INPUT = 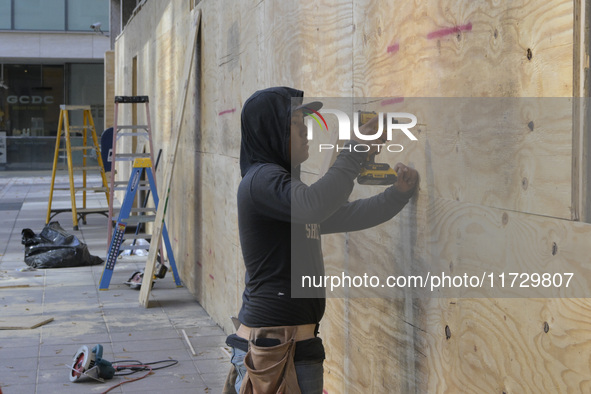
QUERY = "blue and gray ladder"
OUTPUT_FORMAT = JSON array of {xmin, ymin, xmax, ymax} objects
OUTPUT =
[
  {"xmin": 107, "ymin": 96, "xmax": 157, "ymax": 244},
  {"xmin": 99, "ymin": 157, "xmax": 181, "ymax": 290}
]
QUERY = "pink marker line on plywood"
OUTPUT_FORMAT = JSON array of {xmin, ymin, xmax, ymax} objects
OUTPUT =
[
  {"xmin": 387, "ymin": 43, "xmax": 399, "ymax": 54},
  {"xmin": 381, "ymin": 97, "xmax": 404, "ymax": 106},
  {"xmin": 219, "ymin": 108, "xmax": 236, "ymax": 116},
  {"xmin": 427, "ymin": 22, "xmax": 472, "ymax": 40}
]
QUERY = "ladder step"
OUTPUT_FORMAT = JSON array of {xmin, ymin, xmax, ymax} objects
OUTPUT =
[
  {"xmin": 130, "ymin": 207, "xmax": 156, "ymax": 213},
  {"xmin": 116, "ymin": 133, "xmax": 149, "ymax": 139},
  {"xmin": 73, "ymin": 187, "xmax": 108, "ymax": 192},
  {"xmin": 122, "ymin": 233, "xmax": 152, "ymax": 240},
  {"xmin": 50, "ymin": 207, "xmax": 108, "ymax": 214},
  {"xmin": 60, "ymin": 105, "xmax": 91, "ymax": 110},
  {"xmin": 114, "ymin": 180, "xmax": 150, "ymax": 185},
  {"xmin": 116, "ymin": 132, "xmax": 149, "ymax": 139},
  {"xmin": 116, "ymin": 125, "xmax": 149, "ymax": 130},
  {"xmin": 120, "ymin": 244, "xmax": 151, "ymax": 251},
  {"xmin": 114, "ymin": 153, "xmax": 150, "ymax": 160},
  {"xmin": 115, "ymin": 96, "xmax": 149, "ymax": 103},
  {"xmin": 122, "ymin": 215, "xmax": 156, "ymax": 224},
  {"xmin": 50, "ymin": 207, "xmax": 109, "ymax": 214},
  {"xmin": 114, "ymin": 186, "xmax": 151, "ymax": 191},
  {"xmin": 76, "ymin": 208, "xmax": 109, "ymax": 213},
  {"xmin": 113, "ymin": 180, "xmax": 149, "ymax": 187}
]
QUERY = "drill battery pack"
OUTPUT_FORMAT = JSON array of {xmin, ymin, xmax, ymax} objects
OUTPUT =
[{"xmin": 357, "ymin": 161, "xmax": 398, "ymax": 185}]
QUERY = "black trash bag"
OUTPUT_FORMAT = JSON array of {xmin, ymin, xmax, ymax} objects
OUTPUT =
[{"xmin": 21, "ymin": 221, "xmax": 103, "ymax": 269}]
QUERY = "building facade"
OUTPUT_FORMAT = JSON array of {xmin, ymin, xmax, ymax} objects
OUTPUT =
[{"xmin": 0, "ymin": 0, "xmax": 110, "ymax": 170}]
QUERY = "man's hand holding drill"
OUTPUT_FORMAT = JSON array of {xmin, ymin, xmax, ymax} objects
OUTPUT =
[{"xmin": 354, "ymin": 113, "xmax": 419, "ymax": 194}]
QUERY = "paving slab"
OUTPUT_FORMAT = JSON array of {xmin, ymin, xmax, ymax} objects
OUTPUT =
[{"xmin": 0, "ymin": 172, "xmax": 228, "ymax": 393}]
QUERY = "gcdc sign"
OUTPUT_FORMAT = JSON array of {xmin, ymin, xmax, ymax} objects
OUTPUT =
[{"xmin": 7, "ymin": 95, "xmax": 54, "ymax": 105}]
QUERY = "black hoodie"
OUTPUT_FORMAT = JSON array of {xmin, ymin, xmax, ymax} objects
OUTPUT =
[{"xmin": 237, "ymin": 86, "xmax": 413, "ymax": 328}]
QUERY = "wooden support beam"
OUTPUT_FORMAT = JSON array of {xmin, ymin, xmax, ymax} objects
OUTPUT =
[{"xmin": 573, "ymin": 0, "xmax": 591, "ymax": 221}]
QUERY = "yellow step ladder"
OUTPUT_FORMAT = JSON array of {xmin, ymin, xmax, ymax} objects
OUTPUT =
[{"xmin": 46, "ymin": 105, "xmax": 110, "ymax": 230}]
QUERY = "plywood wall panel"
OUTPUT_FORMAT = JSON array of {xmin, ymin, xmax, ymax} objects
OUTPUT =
[
  {"xmin": 113, "ymin": 0, "xmax": 591, "ymax": 392},
  {"xmin": 104, "ymin": 50, "xmax": 115, "ymax": 130},
  {"xmin": 352, "ymin": 0, "xmax": 573, "ymax": 97},
  {"xmin": 263, "ymin": 1, "xmax": 355, "ymax": 96},
  {"xmin": 197, "ymin": 153, "xmax": 242, "ymax": 332},
  {"xmin": 347, "ymin": 0, "xmax": 575, "ymax": 216},
  {"xmin": 113, "ymin": 0, "xmax": 204, "ymax": 299},
  {"xmin": 423, "ymin": 298, "xmax": 591, "ymax": 393},
  {"xmin": 342, "ymin": 298, "xmax": 426, "ymax": 392},
  {"xmin": 320, "ymin": 187, "xmax": 591, "ymax": 390}
]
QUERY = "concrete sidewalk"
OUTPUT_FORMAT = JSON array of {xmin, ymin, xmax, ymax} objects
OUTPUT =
[{"xmin": 0, "ymin": 172, "xmax": 228, "ymax": 394}]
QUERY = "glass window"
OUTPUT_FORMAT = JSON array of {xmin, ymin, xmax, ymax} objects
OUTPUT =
[
  {"xmin": 0, "ymin": 0, "xmax": 11, "ymax": 29},
  {"xmin": 0, "ymin": 64, "xmax": 64, "ymax": 137},
  {"xmin": 67, "ymin": 0, "xmax": 109, "ymax": 31},
  {"xmin": 14, "ymin": 0, "xmax": 65, "ymax": 31},
  {"xmin": 67, "ymin": 63, "xmax": 105, "ymax": 131}
]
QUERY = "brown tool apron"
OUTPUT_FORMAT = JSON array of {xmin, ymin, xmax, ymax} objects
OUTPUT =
[{"xmin": 239, "ymin": 326, "xmax": 301, "ymax": 394}]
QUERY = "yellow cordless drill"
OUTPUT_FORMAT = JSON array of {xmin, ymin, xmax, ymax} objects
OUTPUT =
[{"xmin": 357, "ymin": 111, "xmax": 398, "ymax": 185}]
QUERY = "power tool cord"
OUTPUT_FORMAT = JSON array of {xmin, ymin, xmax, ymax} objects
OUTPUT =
[
  {"xmin": 99, "ymin": 359, "xmax": 178, "ymax": 394},
  {"xmin": 113, "ymin": 359, "xmax": 179, "ymax": 376}
]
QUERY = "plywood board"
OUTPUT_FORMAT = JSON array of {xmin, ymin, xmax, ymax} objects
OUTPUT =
[
  {"xmin": 352, "ymin": 0, "xmax": 573, "ymax": 97},
  {"xmin": 321, "ymin": 193, "xmax": 591, "ymax": 389},
  {"xmin": 197, "ymin": 153, "xmax": 243, "ymax": 332},
  {"xmin": 350, "ymin": 0, "xmax": 574, "ymax": 218},
  {"xmin": 104, "ymin": 50, "xmax": 115, "ymax": 130},
  {"xmin": 0, "ymin": 316, "xmax": 54, "ymax": 330},
  {"xmin": 138, "ymin": 8, "xmax": 201, "ymax": 307},
  {"xmin": 113, "ymin": 0, "xmax": 591, "ymax": 392},
  {"xmin": 422, "ymin": 298, "xmax": 591, "ymax": 392}
]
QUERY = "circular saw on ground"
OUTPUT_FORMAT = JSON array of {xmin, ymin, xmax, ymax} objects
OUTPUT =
[{"xmin": 68, "ymin": 344, "xmax": 115, "ymax": 383}]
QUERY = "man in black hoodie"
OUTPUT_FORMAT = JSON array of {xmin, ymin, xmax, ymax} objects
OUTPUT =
[{"xmin": 225, "ymin": 87, "xmax": 418, "ymax": 393}]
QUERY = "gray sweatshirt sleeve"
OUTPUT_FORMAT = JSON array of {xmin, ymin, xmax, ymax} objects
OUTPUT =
[
  {"xmin": 249, "ymin": 141, "xmax": 413, "ymax": 229},
  {"xmin": 320, "ymin": 186, "xmax": 413, "ymax": 234},
  {"xmin": 249, "ymin": 143, "xmax": 367, "ymax": 223}
]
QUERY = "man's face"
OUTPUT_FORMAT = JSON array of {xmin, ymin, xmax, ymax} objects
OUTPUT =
[{"xmin": 289, "ymin": 111, "xmax": 309, "ymax": 167}]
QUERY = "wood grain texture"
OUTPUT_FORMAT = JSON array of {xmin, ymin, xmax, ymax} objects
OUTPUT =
[
  {"xmin": 573, "ymin": 0, "xmax": 591, "ymax": 222},
  {"xmin": 197, "ymin": 153, "xmax": 243, "ymax": 331},
  {"xmin": 322, "ymin": 194, "xmax": 591, "ymax": 391},
  {"xmin": 423, "ymin": 298, "xmax": 591, "ymax": 393},
  {"xmin": 421, "ymin": 197, "xmax": 591, "ymax": 298},
  {"xmin": 352, "ymin": 0, "xmax": 573, "ymax": 97},
  {"xmin": 307, "ymin": 97, "xmax": 574, "ymax": 219},
  {"xmin": 113, "ymin": 0, "xmax": 591, "ymax": 391},
  {"xmin": 104, "ymin": 50, "xmax": 115, "ymax": 130}
]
